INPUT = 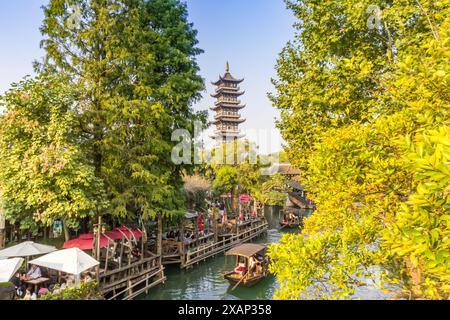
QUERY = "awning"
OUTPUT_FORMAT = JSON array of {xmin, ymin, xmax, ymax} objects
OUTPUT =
[
  {"xmin": 114, "ymin": 227, "xmax": 142, "ymax": 239},
  {"xmin": 104, "ymin": 230, "xmax": 123, "ymax": 240},
  {"xmin": 63, "ymin": 237, "xmax": 108, "ymax": 250},
  {"xmin": 29, "ymin": 248, "xmax": 99, "ymax": 275},
  {"xmin": 0, "ymin": 258, "xmax": 24, "ymax": 282},
  {"xmin": 225, "ymin": 243, "xmax": 267, "ymax": 258},
  {"xmin": 239, "ymin": 194, "xmax": 252, "ymax": 203},
  {"xmin": 0, "ymin": 241, "xmax": 57, "ymax": 258},
  {"xmin": 63, "ymin": 227, "xmax": 143, "ymax": 250}
]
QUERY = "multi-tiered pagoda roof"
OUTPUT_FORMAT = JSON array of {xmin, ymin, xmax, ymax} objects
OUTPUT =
[{"xmin": 210, "ymin": 63, "xmax": 246, "ymax": 141}]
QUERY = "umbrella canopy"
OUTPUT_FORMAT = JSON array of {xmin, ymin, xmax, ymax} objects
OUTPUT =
[
  {"xmin": 29, "ymin": 248, "xmax": 99, "ymax": 275},
  {"xmin": 0, "ymin": 241, "xmax": 57, "ymax": 258},
  {"xmin": 63, "ymin": 236, "xmax": 108, "ymax": 250},
  {"xmin": 114, "ymin": 227, "xmax": 142, "ymax": 239},
  {"xmin": 239, "ymin": 194, "xmax": 251, "ymax": 203},
  {"xmin": 225, "ymin": 244, "xmax": 267, "ymax": 258},
  {"xmin": 0, "ymin": 258, "xmax": 24, "ymax": 282},
  {"xmin": 104, "ymin": 231, "xmax": 123, "ymax": 241}
]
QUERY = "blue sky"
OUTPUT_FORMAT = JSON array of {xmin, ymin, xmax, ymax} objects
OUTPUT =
[{"xmin": 0, "ymin": 0, "xmax": 296, "ymax": 153}]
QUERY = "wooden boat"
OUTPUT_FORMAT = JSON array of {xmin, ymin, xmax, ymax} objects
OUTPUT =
[
  {"xmin": 279, "ymin": 219, "xmax": 301, "ymax": 228},
  {"xmin": 224, "ymin": 243, "xmax": 268, "ymax": 288},
  {"xmin": 279, "ymin": 210, "xmax": 302, "ymax": 228}
]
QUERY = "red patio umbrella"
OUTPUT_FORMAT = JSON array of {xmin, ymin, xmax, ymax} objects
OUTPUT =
[
  {"xmin": 239, "ymin": 194, "xmax": 251, "ymax": 203},
  {"xmin": 79, "ymin": 233, "xmax": 95, "ymax": 240},
  {"xmin": 63, "ymin": 236, "xmax": 108, "ymax": 250},
  {"xmin": 104, "ymin": 230, "xmax": 123, "ymax": 240},
  {"xmin": 114, "ymin": 227, "xmax": 142, "ymax": 239}
]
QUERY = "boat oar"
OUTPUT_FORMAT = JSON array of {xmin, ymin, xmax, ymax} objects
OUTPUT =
[{"xmin": 231, "ymin": 270, "xmax": 249, "ymax": 291}]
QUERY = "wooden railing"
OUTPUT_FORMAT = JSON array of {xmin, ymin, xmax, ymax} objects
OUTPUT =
[
  {"xmin": 99, "ymin": 253, "xmax": 165, "ymax": 300},
  {"xmin": 182, "ymin": 220, "xmax": 268, "ymax": 268}
]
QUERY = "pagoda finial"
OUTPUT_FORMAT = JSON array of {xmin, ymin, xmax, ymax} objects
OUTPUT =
[{"xmin": 226, "ymin": 61, "xmax": 229, "ymax": 73}]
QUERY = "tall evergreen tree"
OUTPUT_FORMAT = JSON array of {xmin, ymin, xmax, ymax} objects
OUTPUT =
[{"xmin": 38, "ymin": 0, "xmax": 205, "ymax": 221}]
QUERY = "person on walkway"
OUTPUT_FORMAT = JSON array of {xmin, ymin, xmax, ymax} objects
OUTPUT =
[{"xmin": 219, "ymin": 202, "xmax": 225, "ymax": 217}]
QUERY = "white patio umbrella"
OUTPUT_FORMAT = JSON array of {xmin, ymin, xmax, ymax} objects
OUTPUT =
[
  {"xmin": 0, "ymin": 257, "xmax": 24, "ymax": 282},
  {"xmin": 29, "ymin": 248, "xmax": 99, "ymax": 275},
  {"xmin": 0, "ymin": 241, "xmax": 57, "ymax": 258}
]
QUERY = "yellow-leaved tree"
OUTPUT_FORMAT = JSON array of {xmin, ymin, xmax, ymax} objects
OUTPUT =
[{"xmin": 269, "ymin": 0, "xmax": 449, "ymax": 299}]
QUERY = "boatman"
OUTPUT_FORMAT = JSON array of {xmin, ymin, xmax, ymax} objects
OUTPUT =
[{"xmin": 249, "ymin": 255, "xmax": 257, "ymax": 276}]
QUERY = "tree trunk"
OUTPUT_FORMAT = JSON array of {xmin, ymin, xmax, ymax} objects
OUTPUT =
[
  {"xmin": 0, "ymin": 210, "xmax": 5, "ymax": 249},
  {"xmin": 0, "ymin": 229, "xmax": 5, "ymax": 249},
  {"xmin": 62, "ymin": 220, "xmax": 70, "ymax": 242},
  {"xmin": 43, "ymin": 226, "xmax": 48, "ymax": 241}
]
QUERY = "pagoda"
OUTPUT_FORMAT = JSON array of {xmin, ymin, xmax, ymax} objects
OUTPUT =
[{"xmin": 210, "ymin": 62, "xmax": 246, "ymax": 142}]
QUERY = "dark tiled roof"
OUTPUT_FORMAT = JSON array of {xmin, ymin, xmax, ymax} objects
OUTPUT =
[
  {"xmin": 287, "ymin": 180, "xmax": 304, "ymax": 191},
  {"xmin": 212, "ymin": 73, "xmax": 244, "ymax": 85},
  {"xmin": 277, "ymin": 164, "xmax": 301, "ymax": 176}
]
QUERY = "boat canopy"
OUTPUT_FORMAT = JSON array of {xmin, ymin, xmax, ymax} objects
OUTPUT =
[{"xmin": 225, "ymin": 244, "xmax": 267, "ymax": 258}]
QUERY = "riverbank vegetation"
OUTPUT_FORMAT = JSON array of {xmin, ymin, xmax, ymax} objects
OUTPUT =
[
  {"xmin": 269, "ymin": 0, "xmax": 449, "ymax": 299},
  {"xmin": 202, "ymin": 140, "xmax": 288, "ymax": 208}
]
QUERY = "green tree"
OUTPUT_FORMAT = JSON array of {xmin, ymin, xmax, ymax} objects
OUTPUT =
[
  {"xmin": 208, "ymin": 140, "xmax": 263, "ymax": 197},
  {"xmin": 0, "ymin": 75, "xmax": 107, "ymax": 238},
  {"xmin": 37, "ymin": 0, "xmax": 205, "ymax": 221},
  {"xmin": 253, "ymin": 174, "xmax": 288, "ymax": 207},
  {"xmin": 211, "ymin": 166, "xmax": 238, "ymax": 197}
]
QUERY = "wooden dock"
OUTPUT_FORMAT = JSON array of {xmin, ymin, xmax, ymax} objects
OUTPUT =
[
  {"xmin": 182, "ymin": 219, "xmax": 268, "ymax": 268},
  {"xmin": 162, "ymin": 217, "xmax": 268, "ymax": 268}
]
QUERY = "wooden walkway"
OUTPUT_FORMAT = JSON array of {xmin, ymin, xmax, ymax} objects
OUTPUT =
[
  {"xmin": 99, "ymin": 254, "xmax": 166, "ymax": 300},
  {"xmin": 182, "ymin": 220, "xmax": 268, "ymax": 268}
]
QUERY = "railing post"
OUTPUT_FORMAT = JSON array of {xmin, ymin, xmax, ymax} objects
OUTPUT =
[{"xmin": 157, "ymin": 214, "xmax": 163, "ymax": 266}]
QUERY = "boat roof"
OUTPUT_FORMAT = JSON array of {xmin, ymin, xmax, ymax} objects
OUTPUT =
[{"xmin": 225, "ymin": 243, "xmax": 267, "ymax": 258}]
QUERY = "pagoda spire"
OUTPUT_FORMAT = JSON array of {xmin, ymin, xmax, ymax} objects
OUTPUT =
[{"xmin": 210, "ymin": 64, "xmax": 246, "ymax": 142}]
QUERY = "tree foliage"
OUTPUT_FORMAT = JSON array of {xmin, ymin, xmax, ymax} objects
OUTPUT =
[
  {"xmin": 0, "ymin": 0, "xmax": 205, "ymax": 232},
  {"xmin": 269, "ymin": 0, "xmax": 450, "ymax": 299},
  {"xmin": 0, "ymin": 75, "xmax": 107, "ymax": 232}
]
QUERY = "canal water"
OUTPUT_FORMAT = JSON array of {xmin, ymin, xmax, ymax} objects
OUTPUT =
[
  {"xmin": 140, "ymin": 207, "xmax": 390, "ymax": 300},
  {"xmin": 141, "ymin": 206, "xmax": 305, "ymax": 300}
]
